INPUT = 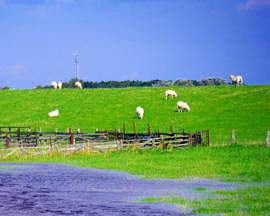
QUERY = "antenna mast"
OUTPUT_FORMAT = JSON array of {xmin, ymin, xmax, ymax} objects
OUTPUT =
[{"xmin": 73, "ymin": 53, "xmax": 79, "ymax": 80}]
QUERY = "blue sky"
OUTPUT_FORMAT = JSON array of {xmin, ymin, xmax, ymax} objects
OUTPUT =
[{"xmin": 0, "ymin": 0, "xmax": 269, "ymax": 88}]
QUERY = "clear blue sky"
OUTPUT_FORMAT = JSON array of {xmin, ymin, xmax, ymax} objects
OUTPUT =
[{"xmin": 0, "ymin": 0, "xmax": 269, "ymax": 88}]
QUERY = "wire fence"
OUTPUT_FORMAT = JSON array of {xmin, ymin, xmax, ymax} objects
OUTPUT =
[{"xmin": 210, "ymin": 128, "xmax": 269, "ymax": 146}]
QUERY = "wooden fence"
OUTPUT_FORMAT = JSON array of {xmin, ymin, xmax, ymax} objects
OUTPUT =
[{"xmin": 0, "ymin": 126, "xmax": 210, "ymax": 150}]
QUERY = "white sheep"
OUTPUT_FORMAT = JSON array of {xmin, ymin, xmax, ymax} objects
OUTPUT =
[
  {"xmin": 165, "ymin": 90, "xmax": 178, "ymax": 100},
  {"xmin": 136, "ymin": 106, "xmax": 144, "ymax": 119},
  {"xmin": 75, "ymin": 81, "xmax": 83, "ymax": 89},
  {"xmin": 51, "ymin": 81, "xmax": 58, "ymax": 89},
  {"xmin": 48, "ymin": 109, "xmax": 59, "ymax": 117},
  {"xmin": 230, "ymin": 75, "xmax": 243, "ymax": 86},
  {"xmin": 177, "ymin": 101, "xmax": 190, "ymax": 112},
  {"xmin": 57, "ymin": 82, "xmax": 63, "ymax": 89}
]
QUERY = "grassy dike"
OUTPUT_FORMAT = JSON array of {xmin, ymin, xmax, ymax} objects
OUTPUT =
[
  {"xmin": 0, "ymin": 85, "xmax": 269, "ymax": 144},
  {"xmin": 2, "ymin": 145, "xmax": 270, "ymax": 215}
]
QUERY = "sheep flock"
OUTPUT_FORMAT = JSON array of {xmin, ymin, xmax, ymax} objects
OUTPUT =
[
  {"xmin": 50, "ymin": 81, "xmax": 83, "ymax": 89},
  {"xmin": 135, "ymin": 89, "xmax": 191, "ymax": 120},
  {"xmin": 49, "ymin": 82, "xmax": 191, "ymax": 120},
  {"xmin": 50, "ymin": 75, "xmax": 244, "ymax": 119},
  {"xmin": 135, "ymin": 75, "xmax": 244, "ymax": 119}
]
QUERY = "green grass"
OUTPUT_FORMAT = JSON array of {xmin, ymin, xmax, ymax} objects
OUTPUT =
[
  {"xmin": 0, "ymin": 85, "xmax": 269, "ymax": 145},
  {"xmin": 1, "ymin": 85, "xmax": 270, "ymax": 215},
  {"xmin": 194, "ymin": 187, "xmax": 208, "ymax": 191},
  {"xmin": 1, "ymin": 145, "xmax": 270, "ymax": 215},
  {"xmin": 3, "ymin": 145, "xmax": 270, "ymax": 182},
  {"xmin": 143, "ymin": 186, "xmax": 270, "ymax": 216}
]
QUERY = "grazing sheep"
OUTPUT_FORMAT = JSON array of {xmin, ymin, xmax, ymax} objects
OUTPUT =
[
  {"xmin": 51, "ymin": 81, "xmax": 58, "ymax": 89},
  {"xmin": 57, "ymin": 82, "xmax": 63, "ymax": 89},
  {"xmin": 48, "ymin": 109, "xmax": 59, "ymax": 117},
  {"xmin": 230, "ymin": 75, "xmax": 243, "ymax": 86},
  {"xmin": 136, "ymin": 106, "xmax": 144, "ymax": 119},
  {"xmin": 165, "ymin": 90, "xmax": 178, "ymax": 100},
  {"xmin": 75, "ymin": 81, "xmax": 83, "ymax": 89},
  {"xmin": 177, "ymin": 101, "xmax": 190, "ymax": 112}
]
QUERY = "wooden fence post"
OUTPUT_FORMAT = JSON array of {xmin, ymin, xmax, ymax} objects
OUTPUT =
[
  {"xmin": 266, "ymin": 131, "xmax": 270, "ymax": 147},
  {"xmin": 26, "ymin": 128, "xmax": 31, "ymax": 146},
  {"xmin": 68, "ymin": 128, "xmax": 74, "ymax": 145},
  {"xmin": 188, "ymin": 132, "xmax": 192, "ymax": 145},
  {"xmin": 114, "ymin": 129, "xmax": 117, "ymax": 142},
  {"xmin": 194, "ymin": 130, "xmax": 198, "ymax": 146},
  {"xmin": 17, "ymin": 128, "xmax": 21, "ymax": 147},
  {"xmin": 147, "ymin": 123, "xmax": 151, "ymax": 135},
  {"xmin": 49, "ymin": 136, "xmax": 52, "ymax": 150},
  {"xmin": 132, "ymin": 122, "xmax": 136, "ymax": 134},
  {"xmin": 122, "ymin": 123, "xmax": 125, "ymax": 143},
  {"xmin": 232, "ymin": 128, "xmax": 236, "ymax": 145},
  {"xmin": 207, "ymin": 128, "xmax": 210, "ymax": 146},
  {"xmin": 5, "ymin": 134, "xmax": 11, "ymax": 148},
  {"xmin": 35, "ymin": 133, "xmax": 39, "ymax": 147}
]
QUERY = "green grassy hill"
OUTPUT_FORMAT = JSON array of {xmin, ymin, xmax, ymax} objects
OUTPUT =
[{"xmin": 0, "ymin": 85, "xmax": 269, "ymax": 144}]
